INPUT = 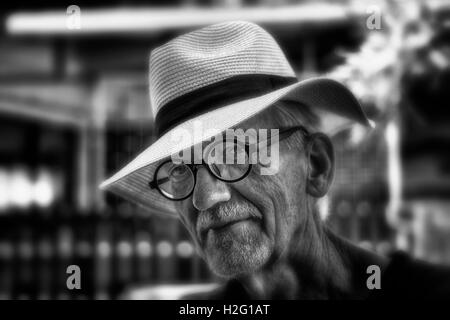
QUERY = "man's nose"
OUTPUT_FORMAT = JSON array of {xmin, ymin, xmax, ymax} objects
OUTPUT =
[{"xmin": 192, "ymin": 167, "xmax": 231, "ymax": 211}]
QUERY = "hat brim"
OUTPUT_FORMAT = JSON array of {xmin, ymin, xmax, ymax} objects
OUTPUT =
[{"xmin": 99, "ymin": 77, "xmax": 373, "ymax": 217}]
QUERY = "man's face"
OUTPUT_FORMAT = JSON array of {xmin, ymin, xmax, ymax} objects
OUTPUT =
[{"xmin": 173, "ymin": 113, "xmax": 310, "ymax": 278}]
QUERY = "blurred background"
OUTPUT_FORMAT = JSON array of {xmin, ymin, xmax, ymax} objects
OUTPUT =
[{"xmin": 0, "ymin": 0, "xmax": 449, "ymax": 299}]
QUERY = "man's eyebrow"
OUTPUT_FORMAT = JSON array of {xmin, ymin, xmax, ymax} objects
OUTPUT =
[{"xmin": 248, "ymin": 128, "xmax": 282, "ymax": 145}]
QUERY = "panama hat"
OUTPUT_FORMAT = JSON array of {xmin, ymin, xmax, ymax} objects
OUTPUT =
[{"xmin": 100, "ymin": 21, "xmax": 373, "ymax": 217}]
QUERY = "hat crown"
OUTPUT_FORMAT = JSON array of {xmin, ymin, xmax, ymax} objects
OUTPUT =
[{"xmin": 149, "ymin": 21, "xmax": 296, "ymax": 117}]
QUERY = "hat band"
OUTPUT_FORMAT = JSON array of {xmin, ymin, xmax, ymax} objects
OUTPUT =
[{"xmin": 155, "ymin": 74, "xmax": 297, "ymax": 136}]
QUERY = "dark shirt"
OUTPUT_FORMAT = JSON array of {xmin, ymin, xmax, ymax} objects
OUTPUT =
[
  {"xmin": 368, "ymin": 251, "xmax": 450, "ymax": 299},
  {"xmin": 184, "ymin": 252, "xmax": 450, "ymax": 299}
]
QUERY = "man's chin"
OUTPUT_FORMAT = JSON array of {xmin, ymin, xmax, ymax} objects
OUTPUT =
[{"xmin": 202, "ymin": 220, "xmax": 271, "ymax": 278}]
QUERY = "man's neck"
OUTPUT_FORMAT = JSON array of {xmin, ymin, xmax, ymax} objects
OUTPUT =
[{"xmin": 238, "ymin": 225, "xmax": 387, "ymax": 299}]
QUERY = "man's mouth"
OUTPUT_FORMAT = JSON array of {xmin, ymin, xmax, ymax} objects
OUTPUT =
[
  {"xmin": 200, "ymin": 216, "xmax": 260, "ymax": 242},
  {"xmin": 196, "ymin": 199, "xmax": 263, "ymax": 243},
  {"xmin": 208, "ymin": 217, "xmax": 250, "ymax": 231}
]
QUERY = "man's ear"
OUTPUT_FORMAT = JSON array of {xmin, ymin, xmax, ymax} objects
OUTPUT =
[{"xmin": 305, "ymin": 133, "xmax": 335, "ymax": 198}]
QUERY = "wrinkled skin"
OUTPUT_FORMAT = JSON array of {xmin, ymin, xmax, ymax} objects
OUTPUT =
[{"xmin": 172, "ymin": 110, "xmax": 387, "ymax": 299}]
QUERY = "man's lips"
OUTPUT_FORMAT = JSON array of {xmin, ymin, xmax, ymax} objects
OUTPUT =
[
  {"xmin": 208, "ymin": 217, "xmax": 250, "ymax": 231},
  {"xmin": 196, "ymin": 200, "xmax": 263, "ymax": 242},
  {"xmin": 199, "ymin": 216, "xmax": 259, "ymax": 240}
]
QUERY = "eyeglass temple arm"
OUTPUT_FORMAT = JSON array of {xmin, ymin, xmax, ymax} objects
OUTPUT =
[
  {"xmin": 149, "ymin": 176, "xmax": 170, "ymax": 189},
  {"xmin": 278, "ymin": 126, "xmax": 309, "ymax": 139},
  {"xmin": 255, "ymin": 126, "xmax": 309, "ymax": 148}
]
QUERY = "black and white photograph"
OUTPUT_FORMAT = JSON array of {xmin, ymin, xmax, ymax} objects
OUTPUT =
[{"xmin": 0, "ymin": 0, "xmax": 449, "ymax": 310}]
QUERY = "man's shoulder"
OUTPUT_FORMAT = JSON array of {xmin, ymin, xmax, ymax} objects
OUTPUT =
[{"xmin": 370, "ymin": 251, "xmax": 450, "ymax": 299}]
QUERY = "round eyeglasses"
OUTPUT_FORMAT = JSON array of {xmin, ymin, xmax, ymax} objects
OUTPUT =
[
  {"xmin": 149, "ymin": 139, "xmax": 251, "ymax": 200},
  {"xmin": 148, "ymin": 126, "xmax": 310, "ymax": 201}
]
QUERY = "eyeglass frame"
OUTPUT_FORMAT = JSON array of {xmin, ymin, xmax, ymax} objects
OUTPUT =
[{"xmin": 148, "ymin": 125, "xmax": 310, "ymax": 201}]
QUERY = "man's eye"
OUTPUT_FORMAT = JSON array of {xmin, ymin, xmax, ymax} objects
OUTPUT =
[
  {"xmin": 169, "ymin": 165, "xmax": 189, "ymax": 179},
  {"xmin": 223, "ymin": 145, "xmax": 238, "ymax": 162}
]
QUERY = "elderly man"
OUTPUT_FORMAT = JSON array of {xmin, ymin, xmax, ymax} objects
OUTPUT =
[{"xmin": 101, "ymin": 21, "xmax": 450, "ymax": 299}]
